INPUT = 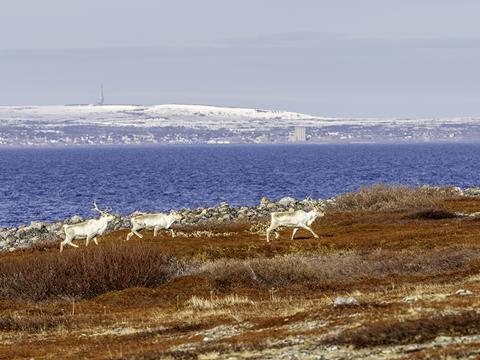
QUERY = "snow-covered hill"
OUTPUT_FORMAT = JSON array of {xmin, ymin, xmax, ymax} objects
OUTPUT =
[
  {"xmin": 1, "ymin": 104, "xmax": 480, "ymax": 145},
  {"xmin": 0, "ymin": 104, "xmax": 318, "ymax": 129}
]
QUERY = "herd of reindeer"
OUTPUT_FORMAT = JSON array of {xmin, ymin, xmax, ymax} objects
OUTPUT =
[{"xmin": 59, "ymin": 200, "xmax": 326, "ymax": 252}]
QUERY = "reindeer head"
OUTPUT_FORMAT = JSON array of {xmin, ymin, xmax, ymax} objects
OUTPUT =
[
  {"xmin": 306, "ymin": 197, "xmax": 326, "ymax": 218},
  {"xmin": 92, "ymin": 200, "xmax": 116, "ymax": 221},
  {"xmin": 170, "ymin": 210, "xmax": 183, "ymax": 221}
]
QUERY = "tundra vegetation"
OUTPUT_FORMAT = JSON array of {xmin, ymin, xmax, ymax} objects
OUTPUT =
[{"xmin": 2, "ymin": 184, "xmax": 480, "ymax": 359}]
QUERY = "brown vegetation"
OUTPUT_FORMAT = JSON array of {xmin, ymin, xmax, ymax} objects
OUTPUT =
[
  {"xmin": 2, "ymin": 188, "xmax": 480, "ymax": 358},
  {"xmin": 0, "ymin": 314, "xmax": 73, "ymax": 332},
  {"xmin": 330, "ymin": 311, "xmax": 480, "ymax": 347},
  {"xmin": 0, "ymin": 242, "xmax": 190, "ymax": 301},
  {"xmin": 404, "ymin": 208, "xmax": 458, "ymax": 220},
  {"xmin": 194, "ymin": 248, "xmax": 480, "ymax": 291},
  {"xmin": 332, "ymin": 183, "xmax": 450, "ymax": 211}
]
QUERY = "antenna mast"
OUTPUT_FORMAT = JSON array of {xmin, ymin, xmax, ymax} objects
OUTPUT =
[{"xmin": 97, "ymin": 83, "xmax": 104, "ymax": 105}]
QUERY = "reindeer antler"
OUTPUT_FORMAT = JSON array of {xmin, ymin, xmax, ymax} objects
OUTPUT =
[
  {"xmin": 92, "ymin": 199, "xmax": 101, "ymax": 213},
  {"xmin": 305, "ymin": 196, "xmax": 323, "ymax": 211},
  {"xmin": 92, "ymin": 199, "xmax": 110, "ymax": 215},
  {"xmin": 305, "ymin": 196, "xmax": 315, "ymax": 206}
]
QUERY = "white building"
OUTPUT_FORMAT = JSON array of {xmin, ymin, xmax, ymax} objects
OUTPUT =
[{"xmin": 291, "ymin": 126, "xmax": 306, "ymax": 142}]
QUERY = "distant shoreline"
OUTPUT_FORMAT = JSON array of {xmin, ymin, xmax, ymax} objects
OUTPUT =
[{"xmin": 1, "ymin": 141, "xmax": 480, "ymax": 149}]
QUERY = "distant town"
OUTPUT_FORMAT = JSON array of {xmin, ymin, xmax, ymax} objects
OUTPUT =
[{"xmin": 1, "ymin": 103, "xmax": 480, "ymax": 146}]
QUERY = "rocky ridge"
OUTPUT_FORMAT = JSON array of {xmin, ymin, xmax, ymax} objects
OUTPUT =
[
  {"xmin": 2, "ymin": 185, "xmax": 480, "ymax": 252},
  {"xmin": 0, "ymin": 196, "xmax": 328, "ymax": 252}
]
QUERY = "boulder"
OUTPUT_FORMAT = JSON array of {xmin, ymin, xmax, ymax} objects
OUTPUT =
[
  {"xmin": 29, "ymin": 221, "xmax": 46, "ymax": 231},
  {"xmin": 278, "ymin": 196, "xmax": 296, "ymax": 206},
  {"xmin": 333, "ymin": 297, "xmax": 360, "ymax": 307},
  {"xmin": 70, "ymin": 215, "xmax": 83, "ymax": 224},
  {"xmin": 464, "ymin": 187, "xmax": 480, "ymax": 197},
  {"xmin": 455, "ymin": 289, "xmax": 473, "ymax": 296},
  {"xmin": 259, "ymin": 197, "xmax": 272, "ymax": 207}
]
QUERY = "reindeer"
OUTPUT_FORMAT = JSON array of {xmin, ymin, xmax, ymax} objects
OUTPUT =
[
  {"xmin": 266, "ymin": 199, "xmax": 325, "ymax": 242},
  {"xmin": 126, "ymin": 211, "xmax": 182, "ymax": 241},
  {"xmin": 59, "ymin": 201, "xmax": 116, "ymax": 252}
]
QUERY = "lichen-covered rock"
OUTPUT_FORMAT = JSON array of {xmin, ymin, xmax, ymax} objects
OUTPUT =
[
  {"xmin": 334, "ymin": 297, "xmax": 360, "ymax": 307},
  {"xmin": 259, "ymin": 197, "xmax": 272, "ymax": 207},
  {"xmin": 278, "ymin": 196, "xmax": 296, "ymax": 206},
  {"xmin": 455, "ymin": 289, "xmax": 474, "ymax": 296},
  {"xmin": 29, "ymin": 221, "xmax": 46, "ymax": 231},
  {"xmin": 69, "ymin": 215, "xmax": 84, "ymax": 224},
  {"xmin": 464, "ymin": 187, "xmax": 480, "ymax": 197}
]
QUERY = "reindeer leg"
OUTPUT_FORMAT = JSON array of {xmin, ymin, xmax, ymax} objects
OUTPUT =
[
  {"xmin": 266, "ymin": 226, "xmax": 274, "ymax": 242},
  {"xmin": 154, "ymin": 226, "xmax": 159, "ymax": 237},
  {"xmin": 302, "ymin": 225, "xmax": 319, "ymax": 239},
  {"xmin": 85, "ymin": 236, "xmax": 91, "ymax": 246},
  {"xmin": 132, "ymin": 228, "xmax": 143, "ymax": 239},
  {"xmin": 60, "ymin": 234, "xmax": 71, "ymax": 252},
  {"xmin": 61, "ymin": 235, "xmax": 78, "ymax": 251},
  {"xmin": 170, "ymin": 228, "xmax": 175, "ymax": 238},
  {"xmin": 274, "ymin": 229, "xmax": 280, "ymax": 239},
  {"xmin": 291, "ymin": 228, "xmax": 299, "ymax": 240},
  {"xmin": 93, "ymin": 237, "xmax": 99, "ymax": 245}
]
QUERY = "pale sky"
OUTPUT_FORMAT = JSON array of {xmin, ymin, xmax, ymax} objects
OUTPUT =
[{"xmin": 1, "ymin": 0, "xmax": 480, "ymax": 117}]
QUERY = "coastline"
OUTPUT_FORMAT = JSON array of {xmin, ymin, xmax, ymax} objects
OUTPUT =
[{"xmin": 2, "ymin": 184, "xmax": 479, "ymax": 252}]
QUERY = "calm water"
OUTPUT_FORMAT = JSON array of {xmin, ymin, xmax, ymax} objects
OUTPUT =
[{"xmin": 1, "ymin": 144, "xmax": 479, "ymax": 227}]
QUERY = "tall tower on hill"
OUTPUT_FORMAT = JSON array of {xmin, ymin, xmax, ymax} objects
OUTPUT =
[{"xmin": 96, "ymin": 84, "xmax": 104, "ymax": 105}]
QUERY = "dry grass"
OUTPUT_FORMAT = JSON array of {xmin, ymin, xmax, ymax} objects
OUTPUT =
[
  {"xmin": 329, "ymin": 311, "xmax": 480, "ymax": 347},
  {"xmin": 194, "ymin": 249, "xmax": 480, "ymax": 290},
  {"xmin": 2, "ymin": 194, "xmax": 480, "ymax": 358},
  {"xmin": 3, "ymin": 205, "xmax": 480, "ymax": 301},
  {"xmin": 333, "ymin": 184, "xmax": 449, "ymax": 212},
  {"xmin": 0, "ymin": 314, "xmax": 73, "ymax": 332},
  {"xmin": 185, "ymin": 294, "xmax": 255, "ymax": 310}
]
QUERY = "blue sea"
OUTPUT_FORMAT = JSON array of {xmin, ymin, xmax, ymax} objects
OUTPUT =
[{"xmin": 1, "ymin": 144, "xmax": 479, "ymax": 227}]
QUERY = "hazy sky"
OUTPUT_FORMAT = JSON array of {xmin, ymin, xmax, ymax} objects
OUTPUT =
[{"xmin": 1, "ymin": 0, "xmax": 480, "ymax": 117}]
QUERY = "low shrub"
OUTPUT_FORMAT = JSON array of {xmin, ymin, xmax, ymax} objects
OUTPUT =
[
  {"xmin": 404, "ymin": 208, "xmax": 457, "ymax": 220},
  {"xmin": 0, "ymin": 242, "xmax": 191, "ymax": 301},
  {"xmin": 2, "ymin": 240, "xmax": 478, "ymax": 301},
  {"xmin": 194, "ymin": 248, "xmax": 480, "ymax": 290},
  {"xmin": 333, "ymin": 184, "xmax": 447, "ymax": 212},
  {"xmin": 329, "ymin": 311, "xmax": 480, "ymax": 347}
]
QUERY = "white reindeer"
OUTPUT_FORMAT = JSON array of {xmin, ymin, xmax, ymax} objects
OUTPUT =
[
  {"xmin": 266, "ymin": 200, "xmax": 325, "ymax": 242},
  {"xmin": 59, "ymin": 201, "xmax": 116, "ymax": 252},
  {"xmin": 126, "ymin": 211, "xmax": 182, "ymax": 241}
]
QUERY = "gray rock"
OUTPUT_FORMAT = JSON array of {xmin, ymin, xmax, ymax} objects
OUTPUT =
[
  {"xmin": 259, "ymin": 197, "xmax": 272, "ymax": 207},
  {"xmin": 456, "ymin": 289, "xmax": 474, "ymax": 296},
  {"xmin": 464, "ymin": 186, "xmax": 480, "ymax": 197},
  {"xmin": 29, "ymin": 221, "xmax": 46, "ymax": 231},
  {"xmin": 334, "ymin": 297, "xmax": 360, "ymax": 307},
  {"xmin": 70, "ymin": 215, "xmax": 83, "ymax": 224},
  {"xmin": 278, "ymin": 196, "xmax": 296, "ymax": 206},
  {"xmin": 402, "ymin": 295, "xmax": 421, "ymax": 303}
]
